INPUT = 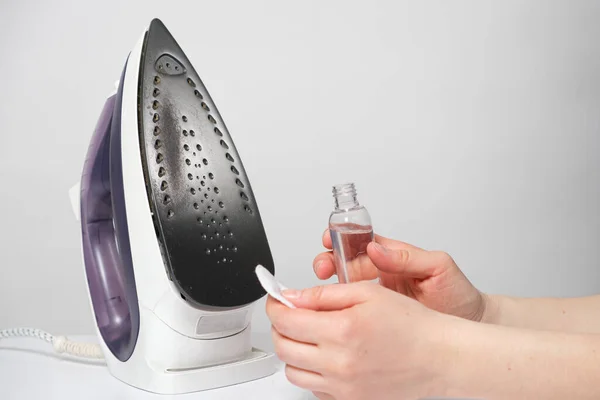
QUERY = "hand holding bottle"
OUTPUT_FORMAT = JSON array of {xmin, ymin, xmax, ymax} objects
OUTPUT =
[{"xmin": 314, "ymin": 230, "xmax": 488, "ymax": 322}]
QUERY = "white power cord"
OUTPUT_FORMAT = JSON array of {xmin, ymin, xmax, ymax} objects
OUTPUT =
[{"xmin": 0, "ymin": 328, "xmax": 104, "ymax": 359}]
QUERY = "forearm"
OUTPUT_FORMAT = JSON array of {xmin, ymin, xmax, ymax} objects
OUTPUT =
[
  {"xmin": 481, "ymin": 293, "xmax": 600, "ymax": 333},
  {"xmin": 441, "ymin": 318, "xmax": 600, "ymax": 399}
]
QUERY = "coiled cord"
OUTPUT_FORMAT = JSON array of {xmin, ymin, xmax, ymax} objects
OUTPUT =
[{"xmin": 0, "ymin": 328, "xmax": 104, "ymax": 359}]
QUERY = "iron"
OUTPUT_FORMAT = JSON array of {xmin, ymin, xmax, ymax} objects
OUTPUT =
[{"xmin": 69, "ymin": 18, "xmax": 277, "ymax": 394}]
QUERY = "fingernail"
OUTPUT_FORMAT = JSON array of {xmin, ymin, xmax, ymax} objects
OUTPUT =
[
  {"xmin": 314, "ymin": 260, "xmax": 323, "ymax": 272},
  {"xmin": 282, "ymin": 289, "xmax": 300, "ymax": 299},
  {"xmin": 372, "ymin": 242, "xmax": 388, "ymax": 254}
]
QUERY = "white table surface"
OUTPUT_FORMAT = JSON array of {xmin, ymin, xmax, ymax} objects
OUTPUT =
[{"xmin": 0, "ymin": 333, "xmax": 317, "ymax": 400}]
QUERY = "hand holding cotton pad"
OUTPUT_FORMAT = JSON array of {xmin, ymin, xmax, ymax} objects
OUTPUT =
[{"xmin": 255, "ymin": 265, "xmax": 296, "ymax": 308}]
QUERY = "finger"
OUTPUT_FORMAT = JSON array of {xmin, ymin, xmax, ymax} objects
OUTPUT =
[
  {"xmin": 313, "ymin": 252, "xmax": 336, "ymax": 280},
  {"xmin": 282, "ymin": 281, "xmax": 377, "ymax": 311},
  {"xmin": 313, "ymin": 391, "xmax": 335, "ymax": 400},
  {"xmin": 267, "ymin": 296, "xmax": 338, "ymax": 344},
  {"xmin": 374, "ymin": 233, "xmax": 422, "ymax": 251},
  {"xmin": 322, "ymin": 228, "xmax": 332, "ymax": 249},
  {"xmin": 314, "ymin": 251, "xmax": 378, "ymax": 282},
  {"xmin": 271, "ymin": 327, "xmax": 324, "ymax": 372},
  {"xmin": 367, "ymin": 242, "xmax": 444, "ymax": 278},
  {"xmin": 285, "ymin": 364, "xmax": 327, "ymax": 392}
]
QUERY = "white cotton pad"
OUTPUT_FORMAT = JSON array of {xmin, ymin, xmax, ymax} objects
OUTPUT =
[{"xmin": 255, "ymin": 265, "xmax": 296, "ymax": 308}]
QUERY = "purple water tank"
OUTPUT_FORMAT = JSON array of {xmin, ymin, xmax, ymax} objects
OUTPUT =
[{"xmin": 80, "ymin": 60, "xmax": 139, "ymax": 361}]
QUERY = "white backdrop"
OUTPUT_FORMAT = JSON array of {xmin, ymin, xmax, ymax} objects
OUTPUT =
[{"xmin": 1, "ymin": 0, "xmax": 600, "ymax": 335}]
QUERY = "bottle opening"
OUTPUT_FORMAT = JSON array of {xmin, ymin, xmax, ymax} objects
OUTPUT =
[
  {"xmin": 332, "ymin": 182, "xmax": 359, "ymax": 210},
  {"xmin": 332, "ymin": 182, "xmax": 357, "ymax": 198}
]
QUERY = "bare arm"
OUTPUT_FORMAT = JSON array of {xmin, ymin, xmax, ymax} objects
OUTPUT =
[
  {"xmin": 443, "ymin": 317, "xmax": 600, "ymax": 399},
  {"xmin": 481, "ymin": 294, "xmax": 600, "ymax": 333}
]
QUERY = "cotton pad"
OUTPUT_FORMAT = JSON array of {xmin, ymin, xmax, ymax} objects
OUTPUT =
[{"xmin": 255, "ymin": 265, "xmax": 296, "ymax": 308}]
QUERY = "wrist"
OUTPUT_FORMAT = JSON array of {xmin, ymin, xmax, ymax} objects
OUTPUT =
[
  {"xmin": 423, "ymin": 313, "xmax": 478, "ymax": 396},
  {"xmin": 434, "ymin": 317, "xmax": 519, "ymax": 397},
  {"xmin": 479, "ymin": 292, "xmax": 502, "ymax": 324}
]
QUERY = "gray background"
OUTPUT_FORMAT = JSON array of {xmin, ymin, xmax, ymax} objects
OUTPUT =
[{"xmin": 1, "ymin": 0, "xmax": 599, "ymax": 336}]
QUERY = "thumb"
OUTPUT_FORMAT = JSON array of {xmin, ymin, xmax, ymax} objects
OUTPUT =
[
  {"xmin": 281, "ymin": 281, "xmax": 376, "ymax": 311},
  {"xmin": 367, "ymin": 241, "xmax": 445, "ymax": 279}
]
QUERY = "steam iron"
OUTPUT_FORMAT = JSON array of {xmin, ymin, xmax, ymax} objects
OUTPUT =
[{"xmin": 71, "ymin": 18, "xmax": 277, "ymax": 394}]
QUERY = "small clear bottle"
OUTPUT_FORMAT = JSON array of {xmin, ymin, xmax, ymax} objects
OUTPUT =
[{"xmin": 329, "ymin": 183, "xmax": 374, "ymax": 283}]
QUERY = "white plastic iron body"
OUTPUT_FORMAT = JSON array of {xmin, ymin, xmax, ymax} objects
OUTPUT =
[{"xmin": 75, "ymin": 18, "xmax": 278, "ymax": 394}]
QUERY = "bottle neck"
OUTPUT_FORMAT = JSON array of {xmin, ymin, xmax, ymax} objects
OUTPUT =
[{"xmin": 333, "ymin": 183, "xmax": 360, "ymax": 210}]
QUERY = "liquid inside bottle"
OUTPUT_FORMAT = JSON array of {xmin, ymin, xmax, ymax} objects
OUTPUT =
[{"xmin": 329, "ymin": 183, "xmax": 374, "ymax": 283}]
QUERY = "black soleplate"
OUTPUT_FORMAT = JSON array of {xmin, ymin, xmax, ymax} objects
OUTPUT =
[{"xmin": 137, "ymin": 19, "xmax": 274, "ymax": 308}]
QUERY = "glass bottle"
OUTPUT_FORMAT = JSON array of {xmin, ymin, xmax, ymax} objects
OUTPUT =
[{"xmin": 329, "ymin": 183, "xmax": 374, "ymax": 283}]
